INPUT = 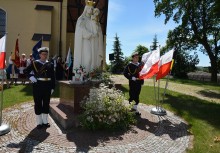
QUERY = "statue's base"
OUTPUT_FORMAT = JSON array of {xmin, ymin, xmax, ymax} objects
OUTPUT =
[
  {"xmin": 49, "ymin": 81, "xmax": 123, "ymax": 130},
  {"xmin": 50, "ymin": 100, "xmax": 80, "ymax": 129},
  {"xmin": 49, "ymin": 81, "xmax": 100, "ymax": 130},
  {"xmin": 69, "ymin": 80, "xmax": 84, "ymax": 84}
]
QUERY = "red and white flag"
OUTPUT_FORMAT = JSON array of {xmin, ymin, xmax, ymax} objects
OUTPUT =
[
  {"xmin": 139, "ymin": 49, "xmax": 160, "ymax": 79},
  {"xmin": 156, "ymin": 49, "xmax": 175, "ymax": 81},
  {"xmin": 0, "ymin": 35, "xmax": 6, "ymax": 69}
]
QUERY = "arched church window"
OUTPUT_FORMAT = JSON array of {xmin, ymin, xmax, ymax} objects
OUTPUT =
[{"xmin": 0, "ymin": 9, "xmax": 6, "ymax": 38}]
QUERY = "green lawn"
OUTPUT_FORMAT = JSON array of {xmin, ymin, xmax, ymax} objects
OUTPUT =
[
  {"xmin": 1, "ymin": 81, "xmax": 220, "ymax": 153},
  {"xmin": 2, "ymin": 83, "xmax": 59, "ymax": 108},
  {"xmin": 168, "ymin": 78, "xmax": 220, "ymax": 91}
]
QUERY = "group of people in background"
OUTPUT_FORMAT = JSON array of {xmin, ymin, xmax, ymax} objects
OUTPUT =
[
  {"xmin": 3, "ymin": 53, "xmax": 34, "ymax": 87},
  {"xmin": 0, "ymin": 52, "xmax": 73, "ymax": 89},
  {"xmin": 53, "ymin": 56, "xmax": 73, "ymax": 81}
]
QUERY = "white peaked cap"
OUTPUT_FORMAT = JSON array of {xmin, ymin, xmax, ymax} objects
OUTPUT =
[{"xmin": 38, "ymin": 47, "xmax": 49, "ymax": 53}]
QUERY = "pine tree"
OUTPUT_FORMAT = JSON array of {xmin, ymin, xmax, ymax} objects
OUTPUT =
[
  {"xmin": 150, "ymin": 34, "xmax": 159, "ymax": 51},
  {"xmin": 111, "ymin": 34, "xmax": 124, "ymax": 74}
]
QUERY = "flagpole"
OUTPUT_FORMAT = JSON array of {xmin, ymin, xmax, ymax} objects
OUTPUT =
[
  {"xmin": 153, "ymin": 76, "xmax": 157, "ymax": 103},
  {"xmin": 162, "ymin": 72, "xmax": 170, "ymax": 104},
  {"xmin": 67, "ymin": 68, "xmax": 69, "ymax": 80},
  {"xmin": 157, "ymin": 79, "xmax": 160, "ymax": 108},
  {"xmin": 0, "ymin": 34, "xmax": 10, "ymax": 135},
  {"xmin": 68, "ymin": 39, "xmax": 71, "ymax": 80},
  {"xmin": 150, "ymin": 78, "xmax": 167, "ymax": 116},
  {"xmin": 150, "ymin": 46, "xmax": 167, "ymax": 116}
]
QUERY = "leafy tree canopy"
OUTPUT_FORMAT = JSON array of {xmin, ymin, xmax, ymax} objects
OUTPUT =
[
  {"xmin": 154, "ymin": 0, "xmax": 220, "ymax": 82},
  {"xmin": 133, "ymin": 45, "xmax": 149, "ymax": 63}
]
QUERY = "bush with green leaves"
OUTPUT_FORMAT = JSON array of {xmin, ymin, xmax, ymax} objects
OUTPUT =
[{"xmin": 78, "ymin": 83, "xmax": 136, "ymax": 130}]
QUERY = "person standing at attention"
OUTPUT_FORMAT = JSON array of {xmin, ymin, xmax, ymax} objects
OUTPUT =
[
  {"xmin": 24, "ymin": 47, "xmax": 55, "ymax": 129},
  {"xmin": 123, "ymin": 52, "xmax": 144, "ymax": 116}
]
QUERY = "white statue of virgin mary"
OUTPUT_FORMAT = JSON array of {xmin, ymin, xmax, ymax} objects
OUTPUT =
[
  {"xmin": 73, "ymin": 0, "xmax": 95, "ymax": 74},
  {"xmin": 91, "ymin": 8, "xmax": 104, "ymax": 70}
]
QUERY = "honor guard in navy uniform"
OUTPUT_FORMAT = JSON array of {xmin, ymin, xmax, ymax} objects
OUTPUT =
[
  {"xmin": 24, "ymin": 47, "xmax": 55, "ymax": 129},
  {"xmin": 123, "ymin": 52, "xmax": 144, "ymax": 115}
]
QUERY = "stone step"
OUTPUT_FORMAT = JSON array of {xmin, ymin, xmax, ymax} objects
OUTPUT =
[{"xmin": 50, "ymin": 100, "xmax": 80, "ymax": 130}]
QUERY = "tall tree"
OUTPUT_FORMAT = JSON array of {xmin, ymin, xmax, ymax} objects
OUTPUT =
[
  {"xmin": 151, "ymin": 34, "xmax": 159, "ymax": 51},
  {"xmin": 214, "ymin": 0, "xmax": 220, "ymax": 17},
  {"xmin": 111, "ymin": 34, "xmax": 124, "ymax": 74},
  {"xmin": 162, "ymin": 30, "xmax": 199, "ymax": 78},
  {"xmin": 154, "ymin": 0, "xmax": 220, "ymax": 82},
  {"xmin": 133, "ymin": 45, "xmax": 149, "ymax": 63}
]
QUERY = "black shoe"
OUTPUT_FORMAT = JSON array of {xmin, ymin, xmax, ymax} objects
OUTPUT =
[
  {"xmin": 36, "ymin": 124, "xmax": 43, "ymax": 129},
  {"xmin": 135, "ymin": 112, "xmax": 141, "ymax": 116},
  {"xmin": 43, "ymin": 123, "xmax": 50, "ymax": 128}
]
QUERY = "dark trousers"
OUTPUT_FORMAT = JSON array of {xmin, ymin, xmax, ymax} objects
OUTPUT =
[
  {"xmin": 33, "ymin": 81, "xmax": 51, "ymax": 115},
  {"xmin": 129, "ymin": 80, "xmax": 142, "ymax": 105}
]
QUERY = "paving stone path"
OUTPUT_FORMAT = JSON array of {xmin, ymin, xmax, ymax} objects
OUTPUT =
[{"xmin": 0, "ymin": 97, "xmax": 192, "ymax": 153}]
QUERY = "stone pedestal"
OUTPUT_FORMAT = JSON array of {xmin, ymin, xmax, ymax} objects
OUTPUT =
[
  {"xmin": 59, "ymin": 81, "xmax": 91, "ymax": 114},
  {"xmin": 50, "ymin": 81, "xmax": 97, "ymax": 129}
]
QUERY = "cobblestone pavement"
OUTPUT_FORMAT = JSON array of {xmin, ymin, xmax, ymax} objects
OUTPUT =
[
  {"xmin": 110, "ymin": 75, "xmax": 220, "ymax": 103},
  {"xmin": 0, "ymin": 99, "xmax": 192, "ymax": 153}
]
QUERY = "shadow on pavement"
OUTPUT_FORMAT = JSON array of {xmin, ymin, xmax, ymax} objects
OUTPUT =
[{"xmin": 7, "ymin": 127, "xmax": 50, "ymax": 152}]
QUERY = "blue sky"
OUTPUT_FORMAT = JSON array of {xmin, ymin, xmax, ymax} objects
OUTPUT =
[{"xmin": 106, "ymin": 0, "xmax": 210, "ymax": 66}]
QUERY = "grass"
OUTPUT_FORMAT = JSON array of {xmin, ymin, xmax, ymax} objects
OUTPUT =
[
  {"xmin": 1, "ymin": 83, "xmax": 60, "ymax": 109},
  {"xmin": 168, "ymin": 78, "xmax": 220, "ymax": 91},
  {"xmin": 121, "ymin": 85, "xmax": 220, "ymax": 153},
  {"xmin": 1, "ymin": 81, "xmax": 220, "ymax": 153}
]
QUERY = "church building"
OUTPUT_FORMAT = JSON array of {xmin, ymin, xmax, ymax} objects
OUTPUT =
[{"xmin": 0, "ymin": 0, "xmax": 108, "ymax": 64}]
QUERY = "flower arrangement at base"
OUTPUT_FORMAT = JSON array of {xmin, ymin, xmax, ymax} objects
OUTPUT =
[
  {"xmin": 73, "ymin": 65, "xmax": 86, "ymax": 81},
  {"xmin": 78, "ymin": 83, "xmax": 136, "ymax": 131},
  {"xmin": 88, "ymin": 68, "xmax": 102, "ymax": 81}
]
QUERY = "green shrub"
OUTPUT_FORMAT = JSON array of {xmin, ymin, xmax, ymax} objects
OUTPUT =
[{"xmin": 78, "ymin": 83, "xmax": 136, "ymax": 131}]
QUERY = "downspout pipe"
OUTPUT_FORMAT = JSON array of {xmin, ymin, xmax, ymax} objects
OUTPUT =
[{"xmin": 59, "ymin": 0, "xmax": 63, "ymax": 56}]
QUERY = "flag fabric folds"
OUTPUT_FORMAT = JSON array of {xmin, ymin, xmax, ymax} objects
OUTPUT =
[
  {"xmin": 0, "ymin": 35, "xmax": 6, "ymax": 69},
  {"xmin": 32, "ymin": 38, "xmax": 42, "ymax": 60},
  {"xmin": 11, "ymin": 38, "xmax": 20, "ymax": 68},
  {"xmin": 66, "ymin": 47, "xmax": 72, "ymax": 70},
  {"xmin": 139, "ymin": 49, "xmax": 160, "ymax": 79},
  {"xmin": 156, "ymin": 49, "xmax": 175, "ymax": 81}
]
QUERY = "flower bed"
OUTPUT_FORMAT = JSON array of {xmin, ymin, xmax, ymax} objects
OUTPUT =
[{"xmin": 78, "ymin": 83, "xmax": 136, "ymax": 131}]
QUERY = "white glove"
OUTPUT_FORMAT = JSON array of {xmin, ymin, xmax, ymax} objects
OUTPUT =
[
  {"xmin": 132, "ymin": 77, "xmax": 136, "ymax": 81},
  {"xmin": 51, "ymin": 89, "xmax": 54, "ymax": 95},
  {"xmin": 29, "ymin": 76, "xmax": 37, "ymax": 83}
]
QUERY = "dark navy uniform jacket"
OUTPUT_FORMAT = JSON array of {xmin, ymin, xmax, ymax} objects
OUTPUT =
[
  {"xmin": 123, "ymin": 62, "xmax": 144, "ymax": 85},
  {"xmin": 24, "ymin": 60, "xmax": 55, "ymax": 90}
]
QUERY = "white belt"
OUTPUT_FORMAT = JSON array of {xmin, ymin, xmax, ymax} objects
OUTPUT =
[{"xmin": 37, "ymin": 78, "xmax": 51, "ymax": 81}]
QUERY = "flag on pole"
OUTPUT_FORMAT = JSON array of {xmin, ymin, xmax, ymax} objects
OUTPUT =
[
  {"xmin": 32, "ymin": 38, "xmax": 42, "ymax": 60},
  {"xmin": 66, "ymin": 47, "xmax": 72, "ymax": 70},
  {"xmin": 11, "ymin": 38, "xmax": 20, "ymax": 67},
  {"xmin": 0, "ymin": 35, "xmax": 6, "ymax": 69},
  {"xmin": 139, "ymin": 49, "xmax": 160, "ymax": 79},
  {"xmin": 156, "ymin": 49, "xmax": 175, "ymax": 81}
]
